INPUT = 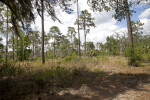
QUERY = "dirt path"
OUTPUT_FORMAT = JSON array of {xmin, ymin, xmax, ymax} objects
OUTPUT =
[
  {"xmin": 112, "ymin": 83, "xmax": 150, "ymax": 100},
  {"xmin": 51, "ymin": 63, "xmax": 150, "ymax": 100}
]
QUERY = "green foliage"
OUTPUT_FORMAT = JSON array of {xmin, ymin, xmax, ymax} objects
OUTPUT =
[
  {"xmin": 48, "ymin": 53, "xmax": 54, "ymax": 59},
  {"xmin": 86, "ymin": 50, "xmax": 99, "ymax": 58},
  {"xmin": 86, "ymin": 41, "xmax": 95, "ymax": 52},
  {"xmin": 17, "ymin": 36, "xmax": 32, "ymax": 61},
  {"xmin": 72, "ymin": 52, "xmax": 78, "ymax": 59},
  {"xmin": 124, "ymin": 47, "xmax": 142, "ymax": 66},
  {"xmin": 24, "ymin": 96, "xmax": 30, "ymax": 100},
  {"xmin": 63, "ymin": 56, "xmax": 73, "ymax": 62},
  {"xmin": 105, "ymin": 36, "xmax": 120, "ymax": 55},
  {"xmin": 98, "ymin": 49, "xmax": 107, "ymax": 56},
  {"xmin": 142, "ymin": 51, "xmax": 150, "ymax": 62},
  {"xmin": 0, "ymin": 37, "xmax": 4, "ymax": 62},
  {"xmin": 80, "ymin": 77, "xmax": 90, "ymax": 84},
  {"xmin": 87, "ymin": 0, "xmax": 135, "ymax": 21},
  {"xmin": 0, "ymin": 64, "xmax": 25, "ymax": 77},
  {"xmin": 32, "ymin": 65, "xmax": 74, "ymax": 86},
  {"xmin": 96, "ymin": 73, "xmax": 106, "ymax": 78},
  {"xmin": 63, "ymin": 52, "xmax": 78, "ymax": 62},
  {"xmin": 97, "ymin": 56, "xmax": 109, "ymax": 62},
  {"xmin": 93, "ymin": 68, "xmax": 101, "ymax": 72}
]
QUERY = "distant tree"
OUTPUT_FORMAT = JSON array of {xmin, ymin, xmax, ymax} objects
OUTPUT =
[
  {"xmin": 141, "ymin": 35, "xmax": 150, "ymax": 54},
  {"xmin": 49, "ymin": 26, "xmax": 61, "ymax": 58},
  {"xmin": 8, "ymin": 30, "xmax": 15, "ymax": 61},
  {"xmin": 96, "ymin": 42, "xmax": 105, "ymax": 51},
  {"xmin": 59, "ymin": 35, "xmax": 71, "ymax": 57},
  {"xmin": 131, "ymin": 21, "xmax": 144, "ymax": 44},
  {"xmin": 73, "ymin": 37, "xmax": 79, "ymax": 53},
  {"xmin": 114, "ymin": 32, "xmax": 127, "ymax": 55},
  {"xmin": 0, "ymin": 37, "xmax": 4, "ymax": 62},
  {"xmin": 29, "ymin": 31, "xmax": 39, "ymax": 58},
  {"xmin": 2, "ymin": 6, "xmax": 11, "ymax": 63},
  {"xmin": 67, "ymin": 27, "xmax": 76, "ymax": 54},
  {"xmin": 105, "ymin": 36, "xmax": 120, "ymax": 55},
  {"xmin": 75, "ymin": 9, "xmax": 95, "ymax": 57},
  {"xmin": 86, "ymin": 41, "xmax": 95, "ymax": 52},
  {"xmin": 77, "ymin": 0, "xmax": 81, "ymax": 56}
]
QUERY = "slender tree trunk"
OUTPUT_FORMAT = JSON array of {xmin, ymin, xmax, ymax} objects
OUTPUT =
[
  {"xmin": 83, "ymin": 18, "xmax": 86, "ymax": 57},
  {"xmin": 71, "ymin": 34, "xmax": 73, "ymax": 54},
  {"xmin": 35, "ymin": 44, "xmax": 37, "ymax": 58},
  {"xmin": 77, "ymin": 0, "xmax": 81, "ymax": 56},
  {"xmin": 84, "ymin": 31, "xmax": 86, "ymax": 57},
  {"xmin": 45, "ymin": 44, "xmax": 47, "ymax": 58},
  {"xmin": 41, "ymin": 0, "xmax": 45, "ymax": 63},
  {"xmin": 12, "ymin": 33, "xmax": 15, "ymax": 61},
  {"xmin": 6, "ymin": 7, "xmax": 8, "ymax": 64},
  {"xmin": 84, "ymin": 28, "xmax": 86, "ymax": 57},
  {"xmin": 123, "ymin": 0, "xmax": 133, "ymax": 48},
  {"xmin": 22, "ymin": 34, "xmax": 24, "ymax": 62},
  {"xmin": 16, "ymin": 36, "xmax": 18, "ymax": 61},
  {"xmin": 54, "ymin": 38, "xmax": 55, "ymax": 58},
  {"xmin": 33, "ymin": 40, "xmax": 34, "ymax": 58}
]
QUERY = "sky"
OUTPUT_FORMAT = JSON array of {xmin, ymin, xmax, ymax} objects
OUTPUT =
[{"xmin": 1, "ymin": 0, "xmax": 150, "ymax": 45}]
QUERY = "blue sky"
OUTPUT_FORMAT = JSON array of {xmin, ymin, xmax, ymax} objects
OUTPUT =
[{"xmin": 116, "ymin": 4, "xmax": 150, "ymax": 28}]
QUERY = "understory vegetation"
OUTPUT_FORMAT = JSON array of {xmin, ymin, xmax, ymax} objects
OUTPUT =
[{"xmin": 0, "ymin": 56, "xmax": 150, "ymax": 100}]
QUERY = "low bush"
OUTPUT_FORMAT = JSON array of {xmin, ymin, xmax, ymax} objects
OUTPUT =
[
  {"xmin": 123, "ymin": 47, "xmax": 142, "ymax": 66},
  {"xmin": 0, "ymin": 64, "xmax": 25, "ymax": 77},
  {"xmin": 63, "ymin": 52, "xmax": 78, "ymax": 62}
]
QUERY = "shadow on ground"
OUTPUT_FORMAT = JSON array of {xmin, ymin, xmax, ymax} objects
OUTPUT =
[{"xmin": 0, "ymin": 69, "xmax": 150, "ymax": 100}]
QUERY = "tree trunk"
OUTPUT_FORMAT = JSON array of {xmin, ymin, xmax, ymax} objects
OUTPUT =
[
  {"xmin": 124, "ymin": 0, "xmax": 135, "ymax": 66},
  {"xmin": 41, "ymin": 0, "xmax": 45, "ymax": 64},
  {"xmin": 77, "ymin": 0, "xmax": 81, "ymax": 56},
  {"xmin": 71, "ymin": 34, "xmax": 73, "ymax": 54},
  {"xmin": 16, "ymin": 36, "xmax": 18, "ymax": 61},
  {"xmin": 83, "ymin": 17, "xmax": 86, "ymax": 57},
  {"xmin": 35, "ymin": 44, "xmax": 37, "ymax": 58},
  {"xmin": 22, "ymin": 34, "xmax": 24, "ymax": 62},
  {"xmin": 54, "ymin": 38, "xmax": 56, "ymax": 58},
  {"xmin": 33, "ymin": 39, "xmax": 34, "ymax": 58},
  {"xmin": 84, "ymin": 28, "xmax": 86, "ymax": 57},
  {"xmin": 123, "ymin": 0, "xmax": 133, "ymax": 48},
  {"xmin": 12, "ymin": 33, "xmax": 15, "ymax": 61},
  {"xmin": 5, "ymin": 7, "xmax": 8, "ymax": 64}
]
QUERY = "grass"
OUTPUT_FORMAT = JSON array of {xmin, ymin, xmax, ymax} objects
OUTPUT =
[
  {"xmin": 0, "ymin": 56, "xmax": 132, "ymax": 80},
  {"xmin": 0, "ymin": 56, "xmax": 150, "ymax": 100}
]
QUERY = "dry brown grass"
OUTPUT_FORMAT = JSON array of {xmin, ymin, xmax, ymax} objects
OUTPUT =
[{"xmin": 0, "ymin": 56, "xmax": 150, "ymax": 100}]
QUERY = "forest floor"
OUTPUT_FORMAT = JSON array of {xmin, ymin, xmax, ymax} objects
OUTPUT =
[{"xmin": 0, "ymin": 56, "xmax": 150, "ymax": 100}]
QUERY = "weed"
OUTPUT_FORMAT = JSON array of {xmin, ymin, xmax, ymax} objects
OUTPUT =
[
  {"xmin": 93, "ymin": 68, "xmax": 101, "ymax": 72},
  {"xmin": 80, "ymin": 77, "xmax": 90, "ymax": 84}
]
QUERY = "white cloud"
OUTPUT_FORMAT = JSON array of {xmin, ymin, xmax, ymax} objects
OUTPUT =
[
  {"xmin": 138, "ymin": 8, "xmax": 150, "ymax": 19},
  {"xmin": 138, "ymin": 8, "xmax": 150, "ymax": 35},
  {"xmin": 31, "ymin": 0, "xmax": 124, "ymax": 44},
  {"xmin": 140, "ymin": 18, "xmax": 150, "ymax": 35}
]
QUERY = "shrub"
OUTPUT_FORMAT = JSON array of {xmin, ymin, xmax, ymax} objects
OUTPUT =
[
  {"xmin": 0, "ymin": 64, "xmax": 25, "ymax": 77},
  {"xmin": 63, "ymin": 52, "xmax": 78, "ymax": 62},
  {"xmin": 80, "ymin": 77, "xmax": 90, "ymax": 84},
  {"xmin": 142, "ymin": 51, "xmax": 150, "ymax": 62},
  {"xmin": 124, "ymin": 47, "xmax": 142, "ymax": 66}
]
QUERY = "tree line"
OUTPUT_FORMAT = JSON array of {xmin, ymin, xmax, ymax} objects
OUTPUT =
[{"xmin": 0, "ymin": 0, "xmax": 150, "ymax": 66}]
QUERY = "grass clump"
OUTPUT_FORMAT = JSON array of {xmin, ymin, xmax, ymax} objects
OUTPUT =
[{"xmin": 0, "ymin": 64, "xmax": 25, "ymax": 77}]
